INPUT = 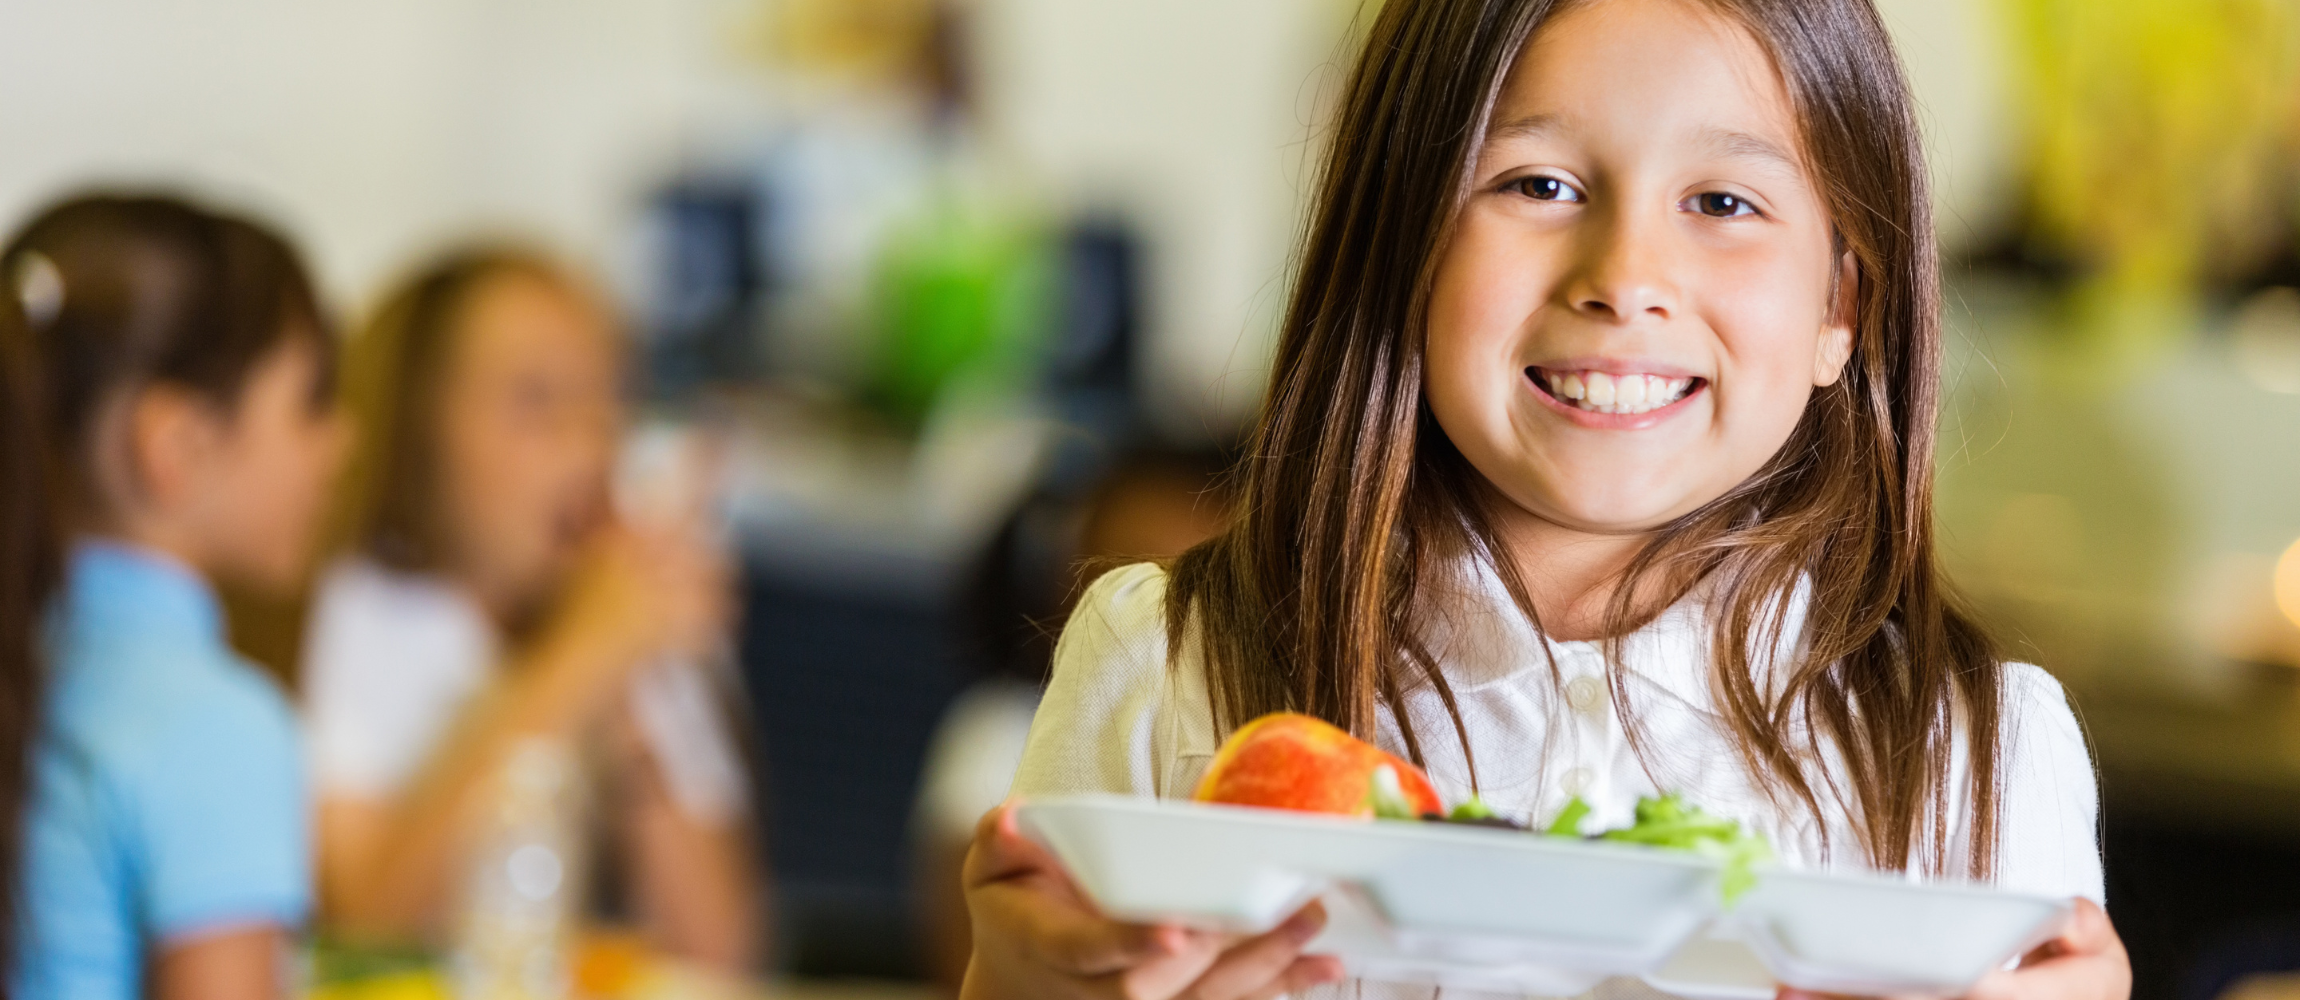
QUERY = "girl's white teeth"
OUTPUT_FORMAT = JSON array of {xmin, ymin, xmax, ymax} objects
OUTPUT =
[{"xmin": 1540, "ymin": 369, "xmax": 1693, "ymax": 415}]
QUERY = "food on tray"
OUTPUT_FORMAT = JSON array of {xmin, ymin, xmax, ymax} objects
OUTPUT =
[
  {"xmin": 1552, "ymin": 793, "xmax": 1773, "ymax": 901},
  {"xmin": 1196, "ymin": 713, "xmax": 1769, "ymax": 900},
  {"xmin": 1192, "ymin": 712, "xmax": 1443, "ymax": 817}
]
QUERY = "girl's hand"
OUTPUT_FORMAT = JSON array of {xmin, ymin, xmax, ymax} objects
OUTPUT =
[
  {"xmin": 544, "ymin": 519, "xmax": 733, "ymax": 690},
  {"xmin": 1778, "ymin": 898, "xmax": 2130, "ymax": 1000},
  {"xmin": 960, "ymin": 803, "xmax": 1347, "ymax": 1000}
]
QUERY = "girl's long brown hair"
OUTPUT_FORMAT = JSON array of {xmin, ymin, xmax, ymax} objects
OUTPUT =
[
  {"xmin": 0, "ymin": 243, "xmax": 62, "ymax": 992},
  {"xmin": 1167, "ymin": 0, "xmax": 2003, "ymax": 878}
]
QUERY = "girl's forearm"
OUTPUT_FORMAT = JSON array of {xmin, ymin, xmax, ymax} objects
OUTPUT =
[
  {"xmin": 148, "ymin": 925, "xmax": 289, "ymax": 1000},
  {"xmin": 317, "ymin": 636, "xmax": 639, "ymax": 941},
  {"xmin": 621, "ymin": 757, "xmax": 764, "ymax": 971}
]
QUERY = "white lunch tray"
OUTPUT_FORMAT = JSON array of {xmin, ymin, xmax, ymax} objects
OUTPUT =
[{"xmin": 1017, "ymin": 795, "xmax": 2072, "ymax": 998}]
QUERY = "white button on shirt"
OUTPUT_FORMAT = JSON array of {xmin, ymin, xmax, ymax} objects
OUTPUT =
[{"xmin": 1011, "ymin": 561, "xmax": 2104, "ymax": 1000}]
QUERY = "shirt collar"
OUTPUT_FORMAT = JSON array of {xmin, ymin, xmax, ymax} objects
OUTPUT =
[
  {"xmin": 1424, "ymin": 554, "xmax": 1812, "ymax": 708},
  {"xmin": 56, "ymin": 539, "xmax": 225, "ymax": 649}
]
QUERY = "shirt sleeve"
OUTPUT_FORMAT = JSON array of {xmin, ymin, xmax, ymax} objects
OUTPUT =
[
  {"xmin": 129, "ymin": 669, "xmax": 311, "ymax": 940},
  {"xmin": 300, "ymin": 562, "xmax": 493, "ymax": 799},
  {"xmin": 1011, "ymin": 563, "xmax": 1215, "ymax": 802},
  {"xmin": 917, "ymin": 681, "xmax": 1043, "ymax": 839},
  {"xmin": 628, "ymin": 659, "xmax": 752, "ymax": 824},
  {"xmin": 1991, "ymin": 663, "xmax": 2104, "ymax": 904}
]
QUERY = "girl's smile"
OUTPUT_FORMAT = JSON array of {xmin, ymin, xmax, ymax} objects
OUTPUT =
[{"xmin": 1525, "ymin": 363, "xmax": 1706, "ymax": 428}]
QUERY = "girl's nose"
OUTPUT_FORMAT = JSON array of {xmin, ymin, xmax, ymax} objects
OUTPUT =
[{"xmin": 1563, "ymin": 208, "xmax": 1680, "ymax": 324}]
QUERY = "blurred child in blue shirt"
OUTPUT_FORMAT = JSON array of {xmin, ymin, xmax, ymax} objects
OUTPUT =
[{"xmin": 6, "ymin": 194, "xmax": 347, "ymax": 1000}]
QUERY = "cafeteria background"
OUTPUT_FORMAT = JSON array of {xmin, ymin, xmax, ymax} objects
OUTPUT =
[{"xmin": 4, "ymin": 0, "xmax": 2300, "ymax": 999}]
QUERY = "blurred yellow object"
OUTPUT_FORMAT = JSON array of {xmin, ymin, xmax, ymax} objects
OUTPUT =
[
  {"xmin": 2004, "ymin": 0, "xmax": 2300, "ymax": 365},
  {"xmin": 573, "ymin": 932, "xmax": 652, "ymax": 999},
  {"xmin": 306, "ymin": 932, "xmax": 709, "ymax": 1000},
  {"xmin": 2277, "ymin": 537, "xmax": 2300, "ymax": 630},
  {"xmin": 760, "ymin": 0, "xmax": 937, "ymax": 82},
  {"xmin": 307, "ymin": 970, "xmax": 451, "ymax": 1000}
]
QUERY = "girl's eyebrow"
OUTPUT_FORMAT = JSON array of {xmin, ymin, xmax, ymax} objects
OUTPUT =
[
  {"xmin": 1691, "ymin": 125, "xmax": 1800, "ymax": 174},
  {"xmin": 1485, "ymin": 112, "xmax": 1563, "ymax": 143},
  {"xmin": 1487, "ymin": 115, "xmax": 1796, "ymax": 171}
]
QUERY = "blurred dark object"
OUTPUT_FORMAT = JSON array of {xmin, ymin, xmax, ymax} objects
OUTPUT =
[
  {"xmin": 641, "ymin": 181, "xmax": 769, "ymax": 400},
  {"xmin": 1042, "ymin": 219, "xmax": 1143, "ymax": 452},
  {"xmin": 2182, "ymin": 917, "xmax": 2300, "ymax": 1000},
  {"xmin": 2105, "ymin": 812, "xmax": 2300, "ymax": 1000},
  {"xmin": 740, "ymin": 566, "xmax": 962, "ymax": 978},
  {"xmin": 2231, "ymin": 245, "xmax": 2300, "ymax": 302}
]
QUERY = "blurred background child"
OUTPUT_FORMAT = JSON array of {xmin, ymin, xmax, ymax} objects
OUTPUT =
[
  {"xmin": 7, "ymin": 193, "xmax": 347, "ymax": 1000},
  {"xmin": 300, "ymin": 248, "xmax": 762, "ymax": 970}
]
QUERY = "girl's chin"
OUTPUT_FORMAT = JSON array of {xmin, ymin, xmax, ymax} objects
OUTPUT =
[{"xmin": 1503, "ymin": 488, "xmax": 1703, "ymax": 537}]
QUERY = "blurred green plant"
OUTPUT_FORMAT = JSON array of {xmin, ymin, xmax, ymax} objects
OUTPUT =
[
  {"xmin": 864, "ymin": 193, "xmax": 1054, "ymax": 428},
  {"xmin": 2002, "ymin": 0, "xmax": 2300, "ymax": 370}
]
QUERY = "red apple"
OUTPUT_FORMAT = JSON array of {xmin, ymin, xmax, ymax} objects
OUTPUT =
[{"xmin": 1191, "ymin": 712, "xmax": 1444, "ymax": 818}]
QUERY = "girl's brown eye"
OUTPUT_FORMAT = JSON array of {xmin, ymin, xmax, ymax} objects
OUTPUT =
[
  {"xmin": 1693, "ymin": 192, "xmax": 1755, "ymax": 217},
  {"xmin": 1512, "ymin": 176, "xmax": 1582, "ymax": 203}
]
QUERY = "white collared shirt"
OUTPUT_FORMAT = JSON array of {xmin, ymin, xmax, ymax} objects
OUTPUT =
[{"xmin": 1011, "ymin": 562, "xmax": 2102, "ymax": 998}]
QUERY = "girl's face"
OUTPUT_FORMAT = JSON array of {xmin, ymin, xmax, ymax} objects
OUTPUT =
[
  {"xmin": 434, "ymin": 272, "xmax": 622, "ymax": 621},
  {"xmin": 194, "ymin": 336, "xmax": 350, "ymax": 591},
  {"xmin": 1425, "ymin": 0, "xmax": 1854, "ymax": 537}
]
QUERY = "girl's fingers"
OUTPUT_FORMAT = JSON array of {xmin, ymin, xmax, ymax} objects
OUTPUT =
[
  {"xmin": 1028, "ymin": 903, "xmax": 1186, "ymax": 978},
  {"xmin": 966, "ymin": 802, "xmax": 1188, "ymax": 978},
  {"xmin": 2047, "ymin": 899, "xmax": 2120, "ymax": 962},
  {"xmin": 1961, "ymin": 899, "xmax": 2129, "ymax": 1000},
  {"xmin": 1237, "ymin": 954, "xmax": 1350, "ymax": 1000},
  {"xmin": 1106, "ymin": 930, "xmax": 1227, "ymax": 1000},
  {"xmin": 1170, "ymin": 903, "xmax": 1331, "ymax": 1000},
  {"xmin": 964, "ymin": 803, "xmax": 1058, "ymax": 888}
]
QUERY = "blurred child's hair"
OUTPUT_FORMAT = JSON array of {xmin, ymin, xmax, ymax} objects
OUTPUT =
[
  {"xmin": 963, "ymin": 446, "xmax": 1233, "ymax": 687},
  {"xmin": 0, "ymin": 190, "xmax": 329, "ymax": 976},
  {"xmin": 333, "ymin": 246, "xmax": 594, "ymax": 573},
  {"xmin": 2, "ymin": 194, "xmax": 335, "ymax": 521},
  {"xmin": 1166, "ymin": 0, "xmax": 2005, "ymax": 879}
]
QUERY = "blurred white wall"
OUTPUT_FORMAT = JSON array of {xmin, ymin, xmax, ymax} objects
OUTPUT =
[{"xmin": 0, "ymin": 0, "xmax": 764, "ymax": 307}]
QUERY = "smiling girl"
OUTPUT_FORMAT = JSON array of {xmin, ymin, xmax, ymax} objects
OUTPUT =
[{"xmin": 959, "ymin": 1, "xmax": 2130, "ymax": 999}]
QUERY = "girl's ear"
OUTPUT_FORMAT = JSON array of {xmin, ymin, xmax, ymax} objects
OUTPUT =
[
  {"xmin": 124, "ymin": 385, "xmax": 224, "ymax": 514},
  {"xmin": 1812, "ymin": 251, "xmax": 1857, "ymax": 387}
]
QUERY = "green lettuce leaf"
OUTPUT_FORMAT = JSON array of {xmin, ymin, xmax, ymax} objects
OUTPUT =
[{"xmin": 1545, "ymin": 793, "xmax": 1772, "ymax": 903}]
